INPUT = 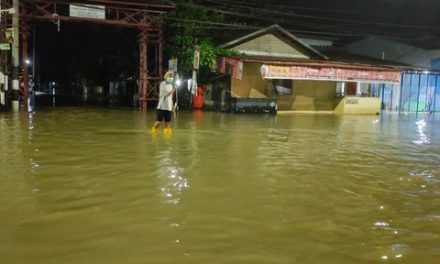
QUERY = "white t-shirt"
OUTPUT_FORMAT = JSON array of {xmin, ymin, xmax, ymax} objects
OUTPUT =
[{"xmin": 157, "ymin": 81, "xmax": 174, "ymax": 111}]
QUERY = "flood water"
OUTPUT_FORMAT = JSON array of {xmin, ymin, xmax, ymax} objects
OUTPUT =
[{"xmin": 1, "ymin": 108, "xmax": 439, "ymax": 264}]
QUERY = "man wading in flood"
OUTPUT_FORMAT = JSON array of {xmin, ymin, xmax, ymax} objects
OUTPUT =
[{"xmin": 151, "ymin": 70, "xmax": 177, "ymax": 133}]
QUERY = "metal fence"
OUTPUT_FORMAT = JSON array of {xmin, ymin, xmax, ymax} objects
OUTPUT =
[{"xmin": 399, "ymin": 72, "xmax": 440, "ymax": 114}]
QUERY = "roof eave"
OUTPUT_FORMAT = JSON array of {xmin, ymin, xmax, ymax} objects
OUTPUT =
[{"xmin": 220, "ymin": 24, "xmax": 328, "ymax": 61}]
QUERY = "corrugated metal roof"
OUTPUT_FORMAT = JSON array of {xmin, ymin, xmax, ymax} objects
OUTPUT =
[
  {"xmin": 219, "ymin": 24, "xmax": 427, "ymax": 71},
  {"xmin": 220, "ymin": 24, "xmax": 328, "ymax": 60}
]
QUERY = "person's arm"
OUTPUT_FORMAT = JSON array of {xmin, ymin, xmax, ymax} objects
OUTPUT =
[
  {"xmin": 159, "ymin": 82, "xmax": 166, "ymax": 98},
  {"xmin": 165, "ymin": 85, "xmax": 177, "ymax": 97}
]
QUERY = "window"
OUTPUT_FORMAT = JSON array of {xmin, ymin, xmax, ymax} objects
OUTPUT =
[{"xmin": 273, "ymin": 79, "xmax": 292, "ymax": 95}]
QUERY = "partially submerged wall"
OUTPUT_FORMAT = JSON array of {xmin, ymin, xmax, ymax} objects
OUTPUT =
[{"xmin": 277, "ymin": 80, "xmax": 336, "ymax": 111}]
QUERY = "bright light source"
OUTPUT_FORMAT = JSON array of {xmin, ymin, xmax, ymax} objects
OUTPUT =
[
  {"xmin": 176, "ymin": 79, "xmax": 181, "ymax": 87},
  {"xmin": 52, "ymin": 82, "xmax": 56, "ymax": 85},
  {"xmin": 25, "ymin": 59, "xmax": 31, "ymax": 65}
]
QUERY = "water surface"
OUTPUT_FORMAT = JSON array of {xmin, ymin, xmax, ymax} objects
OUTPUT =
[{"xmin": 1, "ymin": 108, "xmax": 439, "ymax": 263}]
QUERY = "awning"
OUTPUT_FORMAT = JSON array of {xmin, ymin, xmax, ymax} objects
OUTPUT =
[{"xmin": 260, "ymin": 64, "xmax": 401, "ymax": 83}]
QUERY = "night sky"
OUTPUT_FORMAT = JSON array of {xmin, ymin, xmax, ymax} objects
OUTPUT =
[
  {"xmin": 29, "ymin": 0, "xmax": 440, "ymax": 88},
  {"xmin": 35, "ymin": 24, "xmax": 138, "ymax": 85},
  {"xmin": 207, "ymin": 0, "xmax": 440, "ymax": 49}
]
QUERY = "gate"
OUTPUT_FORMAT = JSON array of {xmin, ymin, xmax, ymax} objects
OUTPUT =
[{"xmin": 1, "ymin": 0, "xmax": 174, "ymax": 110}]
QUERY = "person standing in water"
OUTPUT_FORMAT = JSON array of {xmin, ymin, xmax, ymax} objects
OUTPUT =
[{"xmin": 151, "ymin": 70, "xmax": 177, "ymax": 133}]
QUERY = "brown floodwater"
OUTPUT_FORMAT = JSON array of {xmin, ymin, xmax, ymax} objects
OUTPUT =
[{"xmin": 1, "ymin": 108, "xmax": 439, "ymax": 264}]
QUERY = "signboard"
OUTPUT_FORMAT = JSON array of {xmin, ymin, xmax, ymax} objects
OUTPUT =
[
  {"xmin": 5, "ymin": 28, "xmax": 14, "ymax": 43},
  {"xmin": 260, "ymin": 64, "xmax": 401, "ymax": 83},
  {"xmin": 193, "ymin": 45, "xmax": 200, "ymax": 70},
  {"xmin": 70, "ymin": 4, "xmax": 105, "ymax": 19},
  {"xmin": 0, "ymin": 43, "xmax": 10, "ymax": 50},
  {"xmin": 168, "ymin": 58, "xmax": 178, "ymax": 72}
]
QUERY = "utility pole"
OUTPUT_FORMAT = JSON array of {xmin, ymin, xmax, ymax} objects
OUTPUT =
[
  {"xmin": 0, "ymin": 2, "xmax": 4, "ymax": 109},
  {"xmin": 11, "ymin": 0, "xmax": 19, "ymax": 111},
  {"xmin": 0, "ymin": 4, "xmax": 15, "ymax": 109},
  {"xmin": 190, "ymin": 44, "xmax": 200, "ymax": 107},
  {"xmin": 32, "ymin": 26, "xmax": 35, "ymax": 78}
]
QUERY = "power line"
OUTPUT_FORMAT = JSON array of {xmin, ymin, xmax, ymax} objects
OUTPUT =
[
  {"xmin": 200, "ymin": 0, "xmax": 440, "ymax": 30},
  {"xmin": 164, "ymin": 17, "xmax": 401, "ymax": 39},
  {"xmin": 171, "ymin": 2, "xmax": 433, "ymax": 42},
  {"xmin": 164, "ymin": 16, "xmax": 259, "ymax": 29},
  {"xmin": 166, "ymin": 1, "xmax": 440, "ymax": 44},
  {"xmin": 174, "ymin": 2, "xmax": 368, "ymax": 36}
]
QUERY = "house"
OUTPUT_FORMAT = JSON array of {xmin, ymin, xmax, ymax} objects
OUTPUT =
[
  {"xmin": 346, "ymin": 36, "xmax": 440, "ymax": 69},
  {"xmin": 346, "ymin": 37, "xmax": 440, "ymax": 113},
  {"xmin": 206, "ymin": 24, "xmax": 405, "ymax": 114}
]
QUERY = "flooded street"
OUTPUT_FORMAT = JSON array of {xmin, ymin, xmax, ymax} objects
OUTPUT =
[{"xmin": 1, "ymin": 108, "xmax": 439, "ymax": 264}]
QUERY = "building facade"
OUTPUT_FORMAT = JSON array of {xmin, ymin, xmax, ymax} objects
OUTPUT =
[{"xmin": 207, "ymin": 25, "xmax": 403, "ymax": 115}]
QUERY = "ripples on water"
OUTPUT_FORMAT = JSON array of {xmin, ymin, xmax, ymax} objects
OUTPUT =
[{"xmin": 1, "ymin": 109, "xmax": 440, "ymax": 263}]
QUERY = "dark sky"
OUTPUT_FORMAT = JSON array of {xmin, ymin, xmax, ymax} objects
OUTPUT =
[
  {"xmin": 200, "ymin": 0, "xmax": 440, "ymax": 49},
  {"xmin": 28, "ymin": 0, "xmax": 440, "ymax": 86}
]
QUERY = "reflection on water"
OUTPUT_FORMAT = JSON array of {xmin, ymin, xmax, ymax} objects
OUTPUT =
[
  {"xmin": 156, "ymin": 142, "xmax": 189, "ymax": 204},
  {"xmin": 413, "ymin": 119, "xmax": 430, "ymax": 145},
  {"xmin": 1, "ymin": 109, "xmax": 440, "ymax": 264}
]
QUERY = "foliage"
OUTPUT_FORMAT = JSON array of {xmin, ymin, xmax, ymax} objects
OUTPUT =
[{"xmin": 164, "ymin": 0, "xmax": 238, "ymax": 77}]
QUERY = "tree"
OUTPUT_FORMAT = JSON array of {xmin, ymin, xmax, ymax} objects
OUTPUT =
[{"xmin": 164, "ymin": 0, "xmax": 237, "ymax": 79}]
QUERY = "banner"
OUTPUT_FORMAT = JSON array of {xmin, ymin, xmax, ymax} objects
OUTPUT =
[
  {"xmin": 260, "ymin": 64, "xmax": 401, "ymax": 83},
  {"xmin": 217, "ymin": 57, "xmax": 243, "ymax": 80}
]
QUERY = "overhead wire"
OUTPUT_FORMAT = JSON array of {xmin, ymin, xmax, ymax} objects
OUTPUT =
[
  {"xmin": 166, "ymin": 0, "xmax": 440, "ymax": 44},
  {"xmin": 169, "ymin": 2, "xmax": 427, "ymax": 41},
  {"xmin": 199, "ymin": 0, "xmax": 440, "ymax": 30},
  {"xmin": 164, "ymin": 17, "xmax": 389, "ymax": 39},
  {"xmin": 172, "ymin": 1, "xmax": 373, "ymax": 36}
]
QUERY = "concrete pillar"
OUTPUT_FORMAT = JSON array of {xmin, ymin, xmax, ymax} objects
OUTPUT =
[
  {"xmin": 1, "ymin": 5, "xmax": 15, "ymax": 110},
  {"xmin": 11, "ymin": 0, "xmax": 20, "ymax": 112},
  {"xmin": 22, "ymin": 25, "xmax": 30, "ymax": 112},
  {"xmin": 356, "ymin": 81, "xmax": 362, "ymax": 96},
  {"xmin": 0, "ymin": 7, "xmax": 4, "ymax": 108},
  {"xmin": 0, "ymin": 72, "xmax": 4, "ymax": 106}
]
